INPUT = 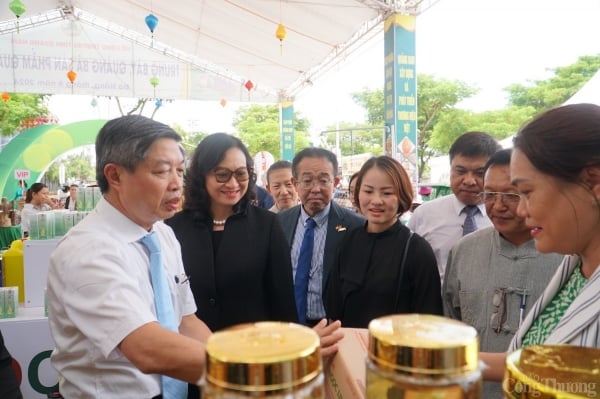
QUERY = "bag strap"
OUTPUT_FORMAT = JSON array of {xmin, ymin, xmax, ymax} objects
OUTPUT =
[{"xmin": 394, "ymin": 231, "xmax": 413, "ymax": 311}]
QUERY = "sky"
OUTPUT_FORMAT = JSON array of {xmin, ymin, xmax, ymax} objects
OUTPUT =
[{"xmin": 48, "ymin": 0, "xmax": 600, "ymax": 136}]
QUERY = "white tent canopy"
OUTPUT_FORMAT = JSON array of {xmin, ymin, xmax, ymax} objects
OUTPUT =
[{"xmin": 564, "ymin": 70, "xmax": 600, "ymax": 105}]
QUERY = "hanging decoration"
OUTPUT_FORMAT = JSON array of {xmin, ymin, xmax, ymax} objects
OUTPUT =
[
  {"xmin": 1, "ymin": 92, "xmax": 10, "ymax": 102},
  {"xmin": 150, "ymin": 76, "xmax": 160, "ymax": 98},
  {"xmin": 155, "ymin": 98, "xmax": 163, "ymax": 108},
  {"xmin": 145, "ymin": 13, "xmax": 159, "ymax": 47},
  {"xmin": 9, "ymin": 0, "xmax": 26, "ymax": 33},
  {"xmin": 90, "ymin": 97, "xmax": 98, "ymax": 108},
  {"xmin": 220, "ymin": 98, "xmax": 227, "ymax": 107},
  {"xmin": 275, "ymin": 24, "xmax": 286, "ymax": 55},
  {"xmin": 67, "ymin": 70, "xmax": 77, "ymax": 93},
  {"xmin": 275, "ymin": 0, "xmax": 286, "ymax": 55},
  {"xmin": 244, "ymin": 80, "xmax": 254, "ymax": 101}
]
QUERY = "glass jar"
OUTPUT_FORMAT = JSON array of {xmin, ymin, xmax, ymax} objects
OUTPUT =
[
  {"xmin": 366, "ymin": 314, "xmax": 482, "ymax": 399},
  {"xmin": 503, "ymin": 345, "xmax": 600, "ymax": 398},
  {"xmin": 203, "ymin": 321, "xmax": 324, "ymax": 398}
]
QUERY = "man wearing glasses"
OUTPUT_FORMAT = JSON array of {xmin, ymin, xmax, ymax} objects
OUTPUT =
[
  {"xmin": 442, "ymin": 149, "xmax": 562, "ymax": 399},
  {"xmin": 278, "ymin": 148, "xmax": 364, "ymax": 327}
]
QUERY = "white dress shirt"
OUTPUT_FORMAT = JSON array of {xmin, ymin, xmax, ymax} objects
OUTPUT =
[
  {"xmin": 47, "ymin": 197, "xmax": 197, "ymax": 398},
  {"xmin": 408, "ymin": 194, "xmax": 490, "ymax": 280}
]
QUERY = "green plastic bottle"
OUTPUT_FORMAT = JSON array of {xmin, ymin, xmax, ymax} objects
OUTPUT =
[{"xmin": 3, "ymin": 239, "xmax": 24, "ymax": 303}]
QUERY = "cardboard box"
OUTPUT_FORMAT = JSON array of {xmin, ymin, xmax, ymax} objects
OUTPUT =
[{"xmin": 325, "ymin": 327, "xmax": 369, "ymax": 399}]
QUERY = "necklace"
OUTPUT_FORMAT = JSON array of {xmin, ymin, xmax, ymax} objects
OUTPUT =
[{"xmin": 213, "ymin": 219, "xmax": 227, "ymax": 225}]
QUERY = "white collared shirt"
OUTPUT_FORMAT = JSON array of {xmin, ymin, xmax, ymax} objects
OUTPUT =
[
  {"xmin": 408, "ymin": 194, "xmax": 490, "ymax": 280},
  {"xmin": 47, "ymin": 197, "xmax": 196, "ymax": 398}
]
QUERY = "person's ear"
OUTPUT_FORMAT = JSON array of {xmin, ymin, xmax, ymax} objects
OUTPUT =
[
  {"xmin": 582, "ymin": 166, "xmax": 600, "ymax": 201},
  {"xmin": 104, "ymin": 164, "xmax": 123, "ymax": 189}
]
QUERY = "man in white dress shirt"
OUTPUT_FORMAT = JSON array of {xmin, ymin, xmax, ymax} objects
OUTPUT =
[
  {"xmin": 409, "ymin": 131, "xmax": 501, "ymax": 280},
  {"xmin": 47, "ymin": 115, "xmax": 211, "ymax": 399}
]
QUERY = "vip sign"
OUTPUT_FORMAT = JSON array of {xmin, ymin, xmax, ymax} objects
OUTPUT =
[{"xmin": 14, "ymin": 169, "xmax": 31, "ymax": 180}]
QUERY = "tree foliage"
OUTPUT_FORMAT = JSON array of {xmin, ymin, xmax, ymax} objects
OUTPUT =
[
  {"xmin": 0, "ymin": 93, "xmax": 51, "ymax": 136},
  {"xmin": 349, "ymin": 56, "xmax": 600, "ymax": 181},
  {"xmin": 320, "ymin": 122, "xmax": 385, "ymax": 157},
  {"xmin": 350, "ymin": 75, "xmax": 478, "ymax": 179},
  {"xmin": 171, "ymin": 124, "xmax": 210, "ymax": 155},
  {"xmin": 506, "ymin": 54, "xmax": 600, "ymax": 113},
  {"xmin": 232, "ymin": 104, "xmax": 311, "ymax": 158},
  {"xmin": 44, "ymin": 150, "xmax": 95, "ymax": 187}
]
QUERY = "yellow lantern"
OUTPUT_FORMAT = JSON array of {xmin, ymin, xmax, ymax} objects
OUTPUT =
[{"xmin": 275, "ymin": 23, "xmax": 286, "ymax": 54}]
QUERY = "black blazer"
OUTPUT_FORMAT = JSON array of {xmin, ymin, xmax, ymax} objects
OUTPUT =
[
  {"xmin": 166, "ymin": 206, "xmax": 298, "ymax": 332},
  {"xmin": 277, "ymin": 202, "xmax": 364, "ymax": 293}
]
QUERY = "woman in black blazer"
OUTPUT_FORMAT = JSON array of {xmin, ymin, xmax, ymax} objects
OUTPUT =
[
  {"xmin": 166, "ymin": 133, "xmax": 298, "ymax": 331},
  {"xmin": 166, "ymin": 134, "xmax": 341, "ymax": 399}
]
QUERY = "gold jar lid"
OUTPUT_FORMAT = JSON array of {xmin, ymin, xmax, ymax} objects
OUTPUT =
[
  {"xmin": 504, "ymin": 345, "xmax": 600, "ymax": 398},
  {"xmin": 205, "ymin": 322, "xmax": 322, "ymax": 392},
  {"xmin": 368, "ymin": 314, "xmax": 479, "ymax": 376}
]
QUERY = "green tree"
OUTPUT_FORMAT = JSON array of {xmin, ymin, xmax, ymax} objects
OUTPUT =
[
  {"xmin": 233, "ymin": 104, "xmax": 311, "ymax": 158},
  {"xmin": 428, "ymin": 106, "xmax": 537, "ymax": 151},
  {"xmin": 0, "ymin": 93, "xmax": 51, "ymax": 136},
  {"xmin": 351, "ymin": 75, "xmax": 478, "ymax": 179},
  {"xmin": 320, "ymin": 122, "xmax": 385, "ymax": 156},
  {"xmin": 45, "ymin": 150, "xmax": 95, "ymax": 186},
  {"xmin": 172, "ymin": 124, "xmax": 209, "ymax": 154},
  {"xmin": 506, "ymin": 54, "xmax": 600, "ymax": 112}
]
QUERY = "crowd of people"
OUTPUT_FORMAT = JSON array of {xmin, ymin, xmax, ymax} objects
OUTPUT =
[{"xmin": 2, "ymin": 102, "xmax": 598, "ymax": 398}]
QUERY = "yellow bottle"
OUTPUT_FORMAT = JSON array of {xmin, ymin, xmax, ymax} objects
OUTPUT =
[{"xmin": 3, "ymin": 239, "xmax": 24, "ymax": 303}]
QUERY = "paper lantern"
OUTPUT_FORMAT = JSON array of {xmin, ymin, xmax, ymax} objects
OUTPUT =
[
  {"xmin": 9, "ymin": 0, "xmax": 26, "ymax": 33},
  {"xmin": 275, "ymin": 23, "xmax": 286, "ymax": 54},
  {"xmin": 244, "ymin": 80, "xmax": 254, "ymax": 91},
  {"xmin": 145, "ymin": 13, "xmax": 158, "ymax": 33},
  {"xmin": 155, "ymin": 99, "xmax": 163, "ymax": 108},
  {"xmin": 1, "ymin": 92, "xmax": 10, "ymax": 102},
  {"xmin": 220, "ymin": 98, "xmax": 227, "ymax": 107}
]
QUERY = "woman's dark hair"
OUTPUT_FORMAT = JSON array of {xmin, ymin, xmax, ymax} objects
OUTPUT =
[
  {"xmin": 183, "ymin": 133, "xmax": 256, "ymax": 220},
  {"xmin": 25, "ymin": 182, "xmax": 47, "ymax": 203},
  {"xmin": 354, "ymin": 156, "xmax": 413, "ymax": 214},
  {"xmin": 513, "ymin": 103, "xmax": 600, "ymax": 181}
]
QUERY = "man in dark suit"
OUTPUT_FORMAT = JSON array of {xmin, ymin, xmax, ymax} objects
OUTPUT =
[{"xmin": 278, "ymin": 148, "xmax": 364, "ymax": 326}]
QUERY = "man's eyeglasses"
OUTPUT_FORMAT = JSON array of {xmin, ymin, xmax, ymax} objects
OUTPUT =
[
  {"xmin": 480, "ymin": 191, "xmax": 521, "ymax": 205},
  {"xmin": 212, "ymin": 167, "xmax": 251, "ymax": 183},
  {"xmin": 298, "ymin": 178, "xmax": 332, "ymax": 189},
  {"xmin": 490, "ymin": 287, "xmax": 508, "ymax": 333}
]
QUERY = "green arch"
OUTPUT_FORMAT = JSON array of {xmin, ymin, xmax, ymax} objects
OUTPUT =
[{"xmin": 0, "ymin": 119, "xmax": 107, "ymax": 199}]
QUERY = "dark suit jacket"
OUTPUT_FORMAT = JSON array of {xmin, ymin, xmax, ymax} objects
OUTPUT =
[
  {"xmin": 166, "ymin": 206, "xmax": 298, "ymax": 332},
  {"xmin": 278, "ymin": 202, "xmax": 364, "ymax": 294}
]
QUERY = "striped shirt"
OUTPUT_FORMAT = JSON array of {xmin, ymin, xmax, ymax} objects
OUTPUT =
[{"xmin": 291, "ymin": 203, "xmax": 330, "ymax": 320}]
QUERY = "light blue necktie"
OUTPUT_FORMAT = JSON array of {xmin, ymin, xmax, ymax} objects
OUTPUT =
[
  {"xmin": 141, "ymin": 231, "xmax": 188, "ymax": 399},
  {"xmin": 294, "ymin": 218, "xmax": 316, "ymax": 325},
  {"xmin": 462, "ymin": 205, "xmax": 479, "ymax": 236}
]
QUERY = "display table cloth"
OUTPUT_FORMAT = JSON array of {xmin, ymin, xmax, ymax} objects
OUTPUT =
[{"xmin": 0, "ymin": 226, "xmax": 21, "ymax": 249}]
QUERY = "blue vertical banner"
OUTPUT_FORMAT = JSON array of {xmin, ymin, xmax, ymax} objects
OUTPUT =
[
  {"xmin": 280, "ymin": 101, "xmax": 295, "ymax": 161},
  {"xmin": 384, "ymin": 14, "xmax": 418, "ymax": 187}
]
